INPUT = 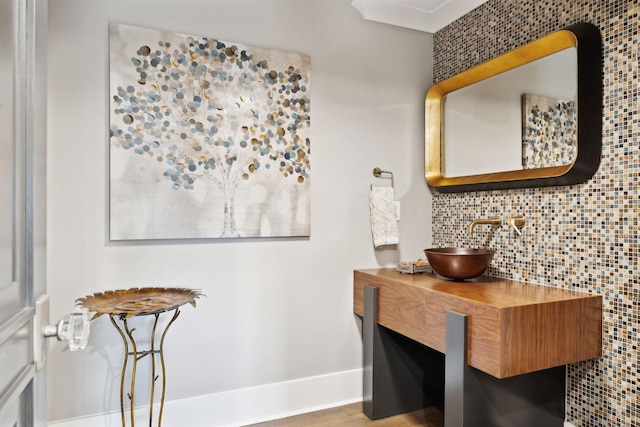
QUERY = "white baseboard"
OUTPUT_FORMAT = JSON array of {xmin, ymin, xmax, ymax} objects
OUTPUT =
[
  {"xmin": 47, "ymin": 367, "xmax": 579, "ymax": 427},
  {"xmin": 48, "ymin": 368, "xmax": 363, "ymax": 427}
]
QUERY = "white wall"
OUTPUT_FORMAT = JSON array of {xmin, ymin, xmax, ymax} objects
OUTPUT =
[{"xmin": 46, "ymin": 0, "xmax": 433, "ymax": 423}]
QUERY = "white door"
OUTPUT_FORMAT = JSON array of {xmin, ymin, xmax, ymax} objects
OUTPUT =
[{"xmin": 0, "ymin": 0, "xmax": 48, "ymax": 426}]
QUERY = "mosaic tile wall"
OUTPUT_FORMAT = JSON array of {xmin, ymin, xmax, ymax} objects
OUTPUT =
[{"xmin": 432, "ymin": 1, "xmax": 638, "ymax": 426}]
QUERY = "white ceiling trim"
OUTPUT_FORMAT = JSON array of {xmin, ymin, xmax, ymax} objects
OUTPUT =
[{"xmin": 351, "ymin": 0, "xmax": 489, "ymax": 33}]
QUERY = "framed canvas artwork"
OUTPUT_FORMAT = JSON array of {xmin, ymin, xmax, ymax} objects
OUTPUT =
[
  {"xmin": 521, "ymin": 93, "xmax": 576, "ymax": 169},
  {"xmin": 109, "ymin": 23, "xmax": 311, "ymax": 240}
]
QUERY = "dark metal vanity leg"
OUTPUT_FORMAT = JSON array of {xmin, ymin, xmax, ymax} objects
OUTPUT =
[
  {"xmin": 362, "ymin": 285, "xmax": 377, "ymax": 417},
  {"xmin": 445, "ymin": 311, "xmax": 470, "ymax": 427},
  {"xmin": 363, "ymin": 285, "xmax": 444, "ymax": 420}
]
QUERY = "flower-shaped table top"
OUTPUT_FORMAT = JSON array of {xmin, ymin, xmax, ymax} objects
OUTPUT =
[{"xmin": 77, "ymin": 287, "xmax": 203, "ymax": 319}]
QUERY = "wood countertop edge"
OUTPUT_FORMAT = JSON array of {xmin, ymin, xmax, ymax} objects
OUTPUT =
[{"xmin": 354, "ymin": 268, "xmax": 601, "ymax": 308}]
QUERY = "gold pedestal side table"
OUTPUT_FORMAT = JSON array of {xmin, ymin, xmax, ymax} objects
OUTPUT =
[{"xmin": 78, "ymin": 287, "xmax": 203, "ymax": 427}]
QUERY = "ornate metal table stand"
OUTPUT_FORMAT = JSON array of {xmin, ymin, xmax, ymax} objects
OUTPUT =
[{"xmin": 78, "ymin": 287, "xmax": 203, "ymax": 427}]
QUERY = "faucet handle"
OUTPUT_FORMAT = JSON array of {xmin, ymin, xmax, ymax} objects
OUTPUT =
[{"xmin": 507, "ymin": 214, "xmax": 525, "ymax": 235}]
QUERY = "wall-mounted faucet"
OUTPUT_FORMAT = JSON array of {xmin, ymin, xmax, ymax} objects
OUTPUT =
[{"xmin": 468, "ymin": 216, "xmax": 502, "ymax": 234}]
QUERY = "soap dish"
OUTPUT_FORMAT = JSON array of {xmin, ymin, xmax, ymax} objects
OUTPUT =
[{"xmin": 396, "ymin": 260, "xmax": 432, "ymax": 274}]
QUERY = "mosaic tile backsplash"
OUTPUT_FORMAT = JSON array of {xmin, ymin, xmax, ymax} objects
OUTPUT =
[{"xmin": 432, "ymin": 1, "xmax": 638, "ymax": 426}]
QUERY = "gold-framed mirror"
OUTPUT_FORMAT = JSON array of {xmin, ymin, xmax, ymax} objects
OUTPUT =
[{"xmin": 425, "ymin": 22, "xmax": 602, "ymax": 192}]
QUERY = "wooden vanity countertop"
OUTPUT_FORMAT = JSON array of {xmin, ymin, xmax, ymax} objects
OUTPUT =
[{"xmin": 353, "ymin": 268, "xmax": 602, "ymax": 379}]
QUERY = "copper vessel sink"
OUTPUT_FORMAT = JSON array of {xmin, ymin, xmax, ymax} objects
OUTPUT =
[{"xmin": 424, "ymin": 247, "xmax": 495, "ymax": 280}]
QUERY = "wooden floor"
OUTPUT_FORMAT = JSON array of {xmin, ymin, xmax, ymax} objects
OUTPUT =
[{"xmin": 248, "ymin": 402, "xmax": 443, "ymax": 426}]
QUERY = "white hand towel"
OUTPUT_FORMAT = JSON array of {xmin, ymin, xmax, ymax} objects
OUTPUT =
[{"xmin": 369, "ymin": 186, "xmax": 399, "ymax": 248}]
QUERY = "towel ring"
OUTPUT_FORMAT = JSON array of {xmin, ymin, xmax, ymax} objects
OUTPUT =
[{"xmin": 372, "ymin": 167, "xmax": 394, "ymax": 188}]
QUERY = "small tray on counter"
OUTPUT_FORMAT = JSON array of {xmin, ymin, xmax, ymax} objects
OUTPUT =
[{"xmin": 396, "ymin": 260, "xmax": 432, "ymax": 274}]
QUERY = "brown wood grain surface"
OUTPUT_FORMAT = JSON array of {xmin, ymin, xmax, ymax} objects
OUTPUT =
[
  {"xmin": 353, "ymin": 269, "xmax": 602, "ymax": 378},
  {"xmin": 249, "ymin": 402, "xmax": 443, "ymax": 427}
]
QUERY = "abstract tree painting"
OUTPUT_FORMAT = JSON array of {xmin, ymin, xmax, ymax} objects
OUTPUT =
[
  {"xmin": 109, "ymin": 24, "xmax": 311, "ymax": 240},
  {"xmin": 521, "ymin": 93, "xmax": 575, "ymax": 170}
]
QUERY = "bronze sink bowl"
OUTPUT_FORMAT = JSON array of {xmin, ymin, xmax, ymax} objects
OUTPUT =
[{"xmin": 424, "ymin": 247, "xmax": 495, "ymax": 280}]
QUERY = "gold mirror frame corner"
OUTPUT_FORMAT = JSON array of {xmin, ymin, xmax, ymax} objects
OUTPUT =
[{"xmin": 425, "ymin": 22, "xmax": 602, "ymax": 193}]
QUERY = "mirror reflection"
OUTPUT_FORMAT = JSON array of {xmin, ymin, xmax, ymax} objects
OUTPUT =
[{"xmin": 443, "ymin": 47, "xmax": 576, "ymax": 177}]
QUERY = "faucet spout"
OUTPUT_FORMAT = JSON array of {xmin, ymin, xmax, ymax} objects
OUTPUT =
[{"xmin": 468, "ymin": 216, "xmax": 502, "ymax": 234}]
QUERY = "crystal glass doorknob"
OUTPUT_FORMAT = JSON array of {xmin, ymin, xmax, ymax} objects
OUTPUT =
[{"xmin": 43, "ymin": 306, "xmax": 91, "ymax": 351}]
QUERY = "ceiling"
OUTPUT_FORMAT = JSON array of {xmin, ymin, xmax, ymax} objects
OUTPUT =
[{"xmin": 351, "ymin": 0, "xmax": 489, "ymax": 33}]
